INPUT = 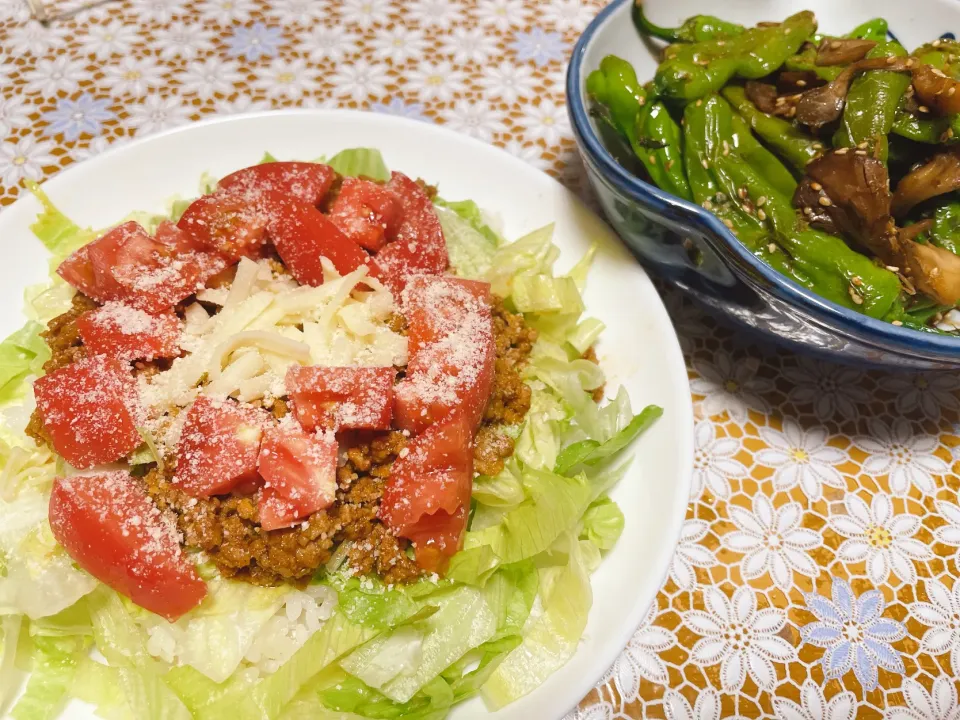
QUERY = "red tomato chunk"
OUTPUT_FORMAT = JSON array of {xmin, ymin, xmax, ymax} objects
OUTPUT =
[
  {"xmin": 265, "ymin": 194, "xmax": 374, "ymax": 285},
  {"xmin": 328, "ymin": 177, "xmax": 401, "ymax": 252},
  {"xmin": 49, "ymin": 471, "xmax": 206, "ymax": 620},
  {"xmin": 286, "ymin": 365, "xmax": 395, "ymax": 432},
  {"xmin": 174, "ymin": 396, "xmax": 268, "ymax": 498},
  {"xmin": 379, "ymin": 411, "xmax": 473, "ymax": 572},
  {"xmin": 218, "ymin": 162, "xmax": 336, "ymax": 208},
  {"xmin": 393, "ymin": 277, "xmax": 495, "ymax": 434},
  {"xmin": 58, "ymin": 221, "xmax": 227, "ymax": 313},
  {"xmin": 76, "ymin": 302, "xmax": 182, "ymax": 362},
  {"xmin": 373, "ymin": 172, "xmax": 449, "ymax": 296},
  {"xmin": 177, "ymin": 190, "xmax": 273, "ymax": 261},
  {"xmin": 33, "ymin": 355, "xmax": 142, "ymax": 469},
  {"xmin": 257, "ymin": 424, "xmax": 338, "ymax": 531}
]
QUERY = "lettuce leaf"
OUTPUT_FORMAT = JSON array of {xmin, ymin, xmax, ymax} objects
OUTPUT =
[
  {"xmin": 326, "ymin": 149, "xmax": 390, "ymax": 182},
  {"xmin": 25, "ymin": 182, "xmax": 96, "ymax": 262},
  {"xmin": 340, "ymin": 586, "xmax": 496, "ymax": 703},
  {"xmin": 74, "ymin": 657, "xmax": 193, "ymax": 720},
  {"xmin": 0, "ymin": 615, "xmax": 23, "ymax": 716},
  {"xmin": 554, "ymin": 404, "xmax": 663, "ymax": 475},
  {"xmin": 481, "ymin": 535, "xmax": 592, "ymax": 709},
  {"xmin": 510, "ymin": 275, "xmax": 584, "ymax": 315},
  {"xmin": 580, "ymin": 497, "xmax": 625, "ymax": 551},
  {"xmin": 10, "ymin": 635, "xmax": 88, "ymax": 720},
  {"xmin": 318, "ymin": 674, "xmax": 453, "ymax": 720},
  {"xmin": 485, "ymin": 225, "xmax": 558, "ymax": 297},
  {"xmin": 436, "ymin": 207, "xmax": 498, "ymax": 280},
  {"xmin": 433, "ymin": 198, "xmax": 503, "ymax": 247},
  {"xmin": 260, "ymin": 152, "xmax": 279, "ymax": 164}
]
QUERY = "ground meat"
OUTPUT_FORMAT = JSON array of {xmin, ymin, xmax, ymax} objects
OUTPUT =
[
  {"xmin": 145, "ymin": 430, "xmax": 420, "ymax": 586},
  {"xmin": 582, "ymin": 346, "xmax": 605, "ymax": 403},
  {"xmin": 41, "ymin": 293, "xmax": 96, "ymax": 373}
]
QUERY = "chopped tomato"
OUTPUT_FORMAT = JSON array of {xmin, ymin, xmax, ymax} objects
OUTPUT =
[
  {"xmin": 328, "ymin": 178, "xmax": 400, "ymax": 252},
  {"xmin": 256, "ymin": 424, "xmax": 337, "ymax": 530},
  {"xmin": 176, "ymin": 189, "xmax": 273, "ymax": 261},
  {"xmin": 393, "ymin": 277, "xmax": 495, "ymax": 434},
  {"xmin": 404, "ymin": 276, "xmax": 491, "ymax": 357},
  {"xmin": 155, "ymin": 219, "xmax": 207, "ymax": 254},
  {"xmin": 76, "ymin": 302, "xmax": 182, "ymax": 362},
  {"xmin": 57, "ymin": 221, "xmax": 227, "ymax": 313},
  {"xmin": 285, "ymin": 365, "xmax": 395, "ymax": 432},
  {"xmin": 33, "ymin": 355, "xmax": 142, "ymax": 469},
  {"xmin": 218, "ymin": 162, "xmax": 336, "ymax": 208},
  {"xmin": 379, "ymin": 411, "xmax": 473, "ymax": 571},
  {"xmin": 263, "ymin": 194, "xmax": 374, "ymax": 285},
  {"xmin": 174, "ymin": 396, "xmax": 268, "ymax": 498},
  {"xmin": 49, "ymin": 471, "xmax": 206, "ymax": 621},
  {"xmin": 373, "ymin": 172, "xmax": 448, "ymax": 296}
]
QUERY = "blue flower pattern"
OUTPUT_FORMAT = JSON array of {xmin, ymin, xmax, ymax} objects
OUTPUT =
[
  {"xmin": 225, "ymin": 23, "xmax": 284, "ymax": 62},
  {"xmin": 801, "ymin": 576, "xmax": 906, "ymax": 692},
  {"xmin": 370, "ymin": 98, "xmax": 429, "ymax": 122},
  {"xmin": 42, "ymin": 95, "xmax": 114, "ymax": 141},
  {"xmin": 509, "ymin": 27, "xmax": 565, "ymax": 66}
]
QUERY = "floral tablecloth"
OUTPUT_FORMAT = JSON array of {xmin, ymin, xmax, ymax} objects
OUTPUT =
[{"xmin": 2, "ymin": 1, "xmax": 960, "ymax": 718}]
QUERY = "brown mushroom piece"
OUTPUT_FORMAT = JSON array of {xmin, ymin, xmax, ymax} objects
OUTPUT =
[
  {"xmin": 899, "ymin": 222, "xmax": 960, "ymax": 305},
  {"xmin": 795, "ymin": 56, "xmax": 913, "ymax": 131},
  {"xmin": 777, "ymin": 70, "xmax": 825, "ymax": 95},
  {"xmin": 891, "ymin": 148, "xmax": 960, "ymax": 217},
  {"xmin": 815, "ymin": 38, "xmax": 877, "ymax": 66},
  {"xmin": 911, "ymin": 64, "xmax": 960, "ymax": 115},
  {"xmin": 793, "ymin": 151, "xmax": 898, "ymax": 262},
  {"xmin": 744, "ymin": 80, "xmax": 779, "ymax": 114}
]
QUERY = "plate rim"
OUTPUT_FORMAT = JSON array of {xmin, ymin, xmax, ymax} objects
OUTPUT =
[{"xmin": 0, "ymin": 108, "xmax": 695, "ymax": 719}]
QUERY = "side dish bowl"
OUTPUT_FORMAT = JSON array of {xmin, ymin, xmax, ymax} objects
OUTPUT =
[{"xmin": 568, "ymin": 0, "xmax": 960, "ymax": 369}]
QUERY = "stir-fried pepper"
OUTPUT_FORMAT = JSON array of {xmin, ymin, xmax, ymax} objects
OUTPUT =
[{"xmin": 588, "ymin": 8, "xmax": 960, "ymax": 333}]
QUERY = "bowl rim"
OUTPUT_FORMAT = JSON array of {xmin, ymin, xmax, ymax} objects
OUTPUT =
[{"xmin": 566, "ymin": 0, "xmax": 960, "ymax": 359}]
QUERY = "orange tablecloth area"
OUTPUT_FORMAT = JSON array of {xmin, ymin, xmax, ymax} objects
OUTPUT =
[{"xmin": 3, "ymin": 1, "xmax": 960, "ymax": 718}]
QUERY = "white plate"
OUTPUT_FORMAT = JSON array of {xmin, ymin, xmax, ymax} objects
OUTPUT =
[{"xmin": 0, "ymin": 110, "xmax": 693, "ymax": 720}]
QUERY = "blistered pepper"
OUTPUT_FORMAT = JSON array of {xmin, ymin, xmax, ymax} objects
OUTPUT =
[
  {"xmin": 913, "ymin": 39, "xmax": 960, "ymax": 78},
  {"xmin": 784, "ymin": 20, "xmax": 889, "ymax": 81},
  {"xmin": 683, "ymin": 95, "xmax": 901, "ymax": 317},
  {"xmin": 891, "ymin": 104, "xmax": 960, "ymax": 144},
  {"xmin": 632, "ymin": 4, "xmax": 744, "ymax": 44},
  {"xmin": 926, "ymin": 201, "xmax": 960, "ymax": 255},
  {"xmin": 722, "ymin": 85, "xmax": 824, "ymax": 171},
  {"xmin": 833, "ymin": 40, "xmax": 911, "ymax": 161},
  {"xmin": 587, "ymin": 55, "xmax": 692, "ymax": 201},
  {"xmin": 654, "ymin": 11, "xmax": 817, "ymax": 101},
  {"xmin": 847, "ymin": 18, "xmax": 889, "ymax": 43}
]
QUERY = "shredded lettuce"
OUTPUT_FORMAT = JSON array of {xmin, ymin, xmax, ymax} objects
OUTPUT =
[
  {"xmin": 260, "ymin": 152, "xmax": 279, "ymax": 164},
  {"xmin": 0, "ymin": 615, "xmax": 23, "ymax": 715},
  {"xmin": 510, "ymin": 275, "xmax": 584, "ymax": 315},
  {"xmin": 326, "ymin": 149, "xmax": 391, "ymax": 183},
  {"xmin": 580, "ymin": 497, "xmax": 625, "ymax": 551},
  {"xmin": 433, "ymin": 198, "xmax": 503, "ymax": 247},
  {"xmin": 554, "ymin": 404, "xmax": 663, "ymax": 475},
  {"xmin": 10, "ymin": 635, "xmax": 88, "ymax": 720},
  {"xmin": 435, "ymin": 207, "xmax": 498, "ymax": 280},
  {"xmin": 25, "ymin": 182, "xmax": 96, "ymax": 262}
]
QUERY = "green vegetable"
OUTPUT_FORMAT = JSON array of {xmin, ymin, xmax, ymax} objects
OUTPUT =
[
  {"xmin": 432, "ymin": 197, "xmax": 503, "ymax": 246},
  {"xmin": 554, "ymin": 404, "xmax": 662, "ymax": 474},
  {"xmin": 326, "ymin": 148, "xmax": 391, "ymax": 182},
  {"xmin": 580, "ymin": 497, "xmax": 625, "ymax": 550},
  {"xmin": 925, "ymin": 200, "xmax": 960, "ymax": 255},
  {"xmin": 847, "ymin": 18, "xmax": 888, "ymax": 42},
  {"xmin": 1, "ymin": 616, "xmax": 22, "ymax": 715},
  {"xmin": 587, "ymin": 56, "xmax": 692, "ymax": 200},
  {"xmin": 0, "ymin": 321, "xmax": 49, "ymax": 403},
  {"xmin": 10, "ymin": 636, "xmax": 87, "ymax": 720},
  {"xmin": 654, "ymin": 11, "xmax": 817, "ymax": 100},
  {"xmin": 318, "ymin": 673, "xmax": 454, "ymax": 719},
  {"xmin": 722, "ymin": 85, "xmax": 823, "ymax": 171},
  {"xmin": 892, "ymin": 104, "xmax": 960, "ymax": 144},
  {"xmin": 259, "ymin": 151, "xmax": 278, "ymax": 164},
  {"xmin": 25, "ymin": 182, "xmax": 96, "ymax": 262},
  {"xmin": 435, "ymin": 206, "xmax": 499, "ymax": 279},
  {"xmin": 632, "ymin": 3, "xmax": 743, "ymax": 43},
  {"xmin": 833, "ymin": 40, "xmax": 911, "ymax": 161}
]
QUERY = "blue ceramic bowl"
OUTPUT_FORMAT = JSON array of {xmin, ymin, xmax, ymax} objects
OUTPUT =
[{"xmin": 567, "ymin": 0, "xmax": 960, "ymax": 369}]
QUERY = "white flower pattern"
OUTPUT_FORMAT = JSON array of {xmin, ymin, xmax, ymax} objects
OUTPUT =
[
  {"xmin": 908, "ymin": 578, "xmax": 960, "ymax": 679},
  {"xmin": 828, "ymin": 493, "xmax": 933, "ymax": 586},
  {"xmin": 774, "ymin": 680, "xmax": 856, "ymax": 720},
  {"xmin": 690, "ymin": 419, "xmax": 746, "ymax": 501},
  {"xmin": 756, "ymin": 420, "xmax": 847, "ymax": 500},
  {"xmin": 668, "ymin": 519, "xmax": 717, "ymax": 591},
  {"xmin": 783, "ymin": 358, "xmax": 870, "ymax": 421},
  {"xmin": 855, "ymin": 418, "xmax": 949, "ymax": 496},
  {"xmin": 690, "ymin": 353, "xmax": 773, "ymax": 423},
  {"xmin": 684, "ymin": 586, "xmax": 797, "ymax": 691},
  {"xmin": 722, "ymin": 495, "xmax": 820, "ymax": 591},
  {"xmin": 612, "ymin": 602, "xmax": 675, "ymax": 697},
  {"xmin": 885, "ymin": 678, "xmax": 960, "ymax": 720}
]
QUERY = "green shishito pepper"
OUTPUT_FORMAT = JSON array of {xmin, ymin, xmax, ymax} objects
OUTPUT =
[
  {"xmin": 721, "ymin": 85, "xmax": 823, "ymax": 171},
  {"xmin": 654, "ymin": 11, "xmax": 817, "ymax": 101},
  {"xmin": 587, "ymin": 55, "xmax": 692, "ymax": 200},
  {"xmin": 926, "ymin": 201, "xmax": 960, "ymax": 255},
  {"xmin": 632, "ymin": 4, "xmax": 744, "ymax": 44},
  {"xmin": 833, "ymin": 40, "xmax": 911, "ymax": 161},
  {"xmin": 784, "ymin": 20, "xmax": 889, "ymax": 82},
  {"xmin": 892, "ymin": 105, "xmax": 960, "ymax": 144},
  {"xmin": 914, "ymin": 39, "xmax": 960, "ymax": 79},
  {"xmin": 847, "ymin": 18, "xmax": 889, "ymax": 43},
  {"xmin": 683, "ymin": 95, "xmax": 900, "ymax": 317}
]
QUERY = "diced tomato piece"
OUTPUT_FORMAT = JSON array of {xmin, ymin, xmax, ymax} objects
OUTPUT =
[
  {"xmin": 33, "ymin": 355, "xmax": 142, "ymax": 469},
  {"xmin": 174, "ymin": 396, "xmax": 269, "ymax": 498},
  {"xmin": 176, "ymin": 189, "xmax": 273, "ymax": 261},
  {"xmin": 218, "ymin": 162, "xmax": 336, "ymax": 208},
  {"xmin": 393, "ymin": 277, "xmax": 495, "ymax": 434},
  {"xmin": 57, "ymin": 221, "xmax": 226, "ymax": 313},
  {"xmin": 256, "ymin": 424, "xmax": 337, "ymax": 530},
  {"xmin": 76, "ymin": 302, "xmax": 182, "ymax": 362},
  {"xmin": 263, "ymin": 195, "xmax": 374, "ymax": 285},
  {"xmin": 403, "ymin": 276, "xmax": 491, "ymax": 357},
  {"xmin": 328, "ymin": 178, "xmax": 401, "ymax": 252},
  {"xmin": 373, "ymin": 172, "xmax": 449, "ymax": 296},
  {"xmin": 379, "ymin": 411, "xmax": 473, "ymax": 572},
  {"xmin": 49, "ymin": 471, "xmax": 206, "ymax": 620},
  {"xmin": 155, "ymin": 220, "xmax": 207, "ymax": 254},
  {"xmin": 285, "ymin": 365, "xmax": 395, "ymax": 432}
]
